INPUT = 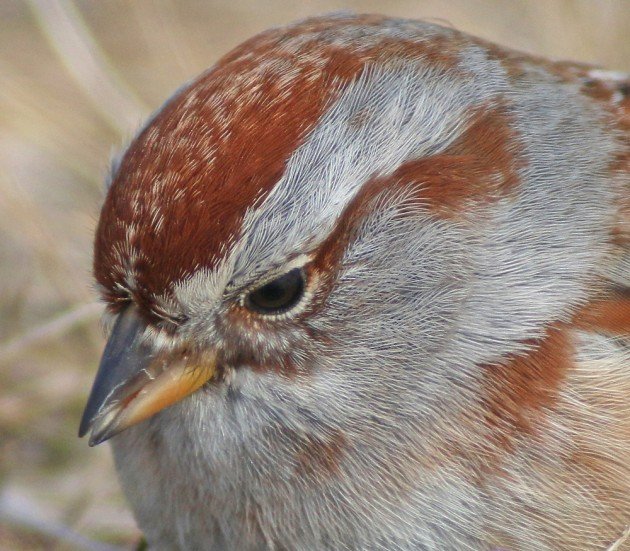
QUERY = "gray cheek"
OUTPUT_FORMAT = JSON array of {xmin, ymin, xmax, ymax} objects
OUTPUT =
[{"xmin": 310, "ymin": 208, "xmax": 474, "ymax": 386}]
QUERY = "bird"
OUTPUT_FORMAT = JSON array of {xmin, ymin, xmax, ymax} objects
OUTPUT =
[{"xmin": 79, "ymin": 12, "xmax": 630, "ymax": 550}]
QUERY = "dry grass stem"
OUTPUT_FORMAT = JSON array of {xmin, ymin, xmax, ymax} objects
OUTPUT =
[
  {"xmin": 0, "ymin": 302, "xmax": 102, "ymax": 364},
  {"xmin": 608, "ymin": 525, "xmax": 630, "ymax": 551},
  {"xmin": 26, "ymin": 0, "xmax": 148, "ymax": 134}
]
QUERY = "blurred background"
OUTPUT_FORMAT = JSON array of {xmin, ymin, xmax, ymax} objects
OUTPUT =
[{"xmin": 0, "ymin": 0, "xmax": 629, "ymax": 549}]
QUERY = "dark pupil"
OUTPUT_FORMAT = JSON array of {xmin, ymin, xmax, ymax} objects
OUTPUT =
[{"xmin": 247, "ymin": 268, "xmax": 304, "ymax": 314}]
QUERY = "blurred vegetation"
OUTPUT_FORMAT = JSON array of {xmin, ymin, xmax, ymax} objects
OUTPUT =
[{"xmin": 0, "ymin": 1, "xmax": 629, "ymax": 549}]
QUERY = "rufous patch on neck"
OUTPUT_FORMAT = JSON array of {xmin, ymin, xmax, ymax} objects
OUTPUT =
[
  {"xmin": 574, "ymin": 290, "xmax": 630, "ymax": 336},
  {"xmin": 480, "ymin": 325, "xmax": 573, "ymax": 450}
]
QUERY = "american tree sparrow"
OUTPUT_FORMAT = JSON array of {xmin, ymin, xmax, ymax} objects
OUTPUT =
[{"xmin": 80, "ymin": 13, "xmax": 630, "ymax": 550}]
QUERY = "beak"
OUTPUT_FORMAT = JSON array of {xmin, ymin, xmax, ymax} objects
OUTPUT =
[{"xmin": 79, "ymin": 306, "xmax": 216, "ymax": 446}]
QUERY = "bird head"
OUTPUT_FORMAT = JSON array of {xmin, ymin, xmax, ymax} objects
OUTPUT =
[
  {"xmin": 79, "ymin": 15, "xmax": 502, "ymax": 450},
  {"xmin": 77, "ymin": 17, "xmax": 628, "ymax": 546}
]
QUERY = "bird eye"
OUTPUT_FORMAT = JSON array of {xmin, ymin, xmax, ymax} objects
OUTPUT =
[{"xmin": 245, "ymin": 268, "xmax": 305, "ymax": 315}]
